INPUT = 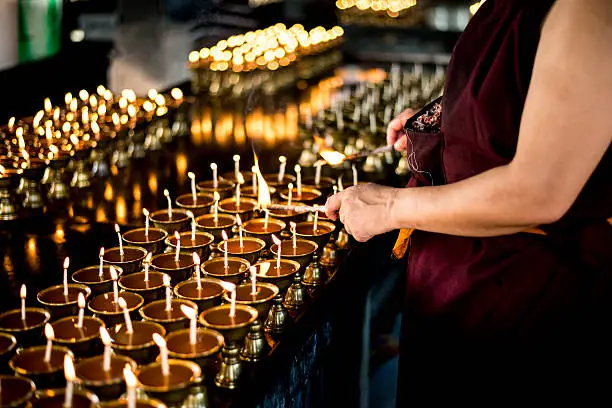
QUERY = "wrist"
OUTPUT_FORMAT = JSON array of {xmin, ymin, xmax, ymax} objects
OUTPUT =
[{"xmin": 386, "ymin": 188, "xmax": 402, "ymax": 230}]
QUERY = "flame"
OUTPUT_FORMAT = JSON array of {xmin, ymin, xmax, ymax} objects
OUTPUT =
[
  {"xmin": 214, "ymin": 191, "xmax": 220, "ymax": 201},
  {"xmin": 64, "ymin": 354, "xmax": 76, "ymax": 381},
  {"xmin": 174, "ymin": 231, "xmax": 180, "ymax": 241},
  {"xmin": 236, "ymin": 214, "xmax": 242, "ymax": 226},
  {"xmin": 171, "ymin": 88, "xmax": 184, "ymax": 100},
  {"xmin": 99, "ymin": 247, "xmax": 105, "ymax": 257},
  {"xmin": 143, "ymin": 208, "xmax": 149, "ymax": 217},
  {"xmin": 222, "ymin": 230, "xmax": 229, "ymax": 241},
  {"xmin": 180, "ymin": 304, "xmax": 197, "ymax": 319},
  {"xmin": 63, "ymin": 257, "xmax": 70, "ymax": 269},
  {"xmin": 145, "ymin": 252, "xmax": 152, "ymax": 263},
  {"xmin": 192, "ymin": 252, "xmax": 200, "ymax": 264},
  {"xmin": 219, "ymin": 280, "xmax": 236, "ymax": 292},
  {"xmin": 45, "ymin": 323, "xmax": 54, "ymax": 340},
  {"xmin": 148, "ymin": 89, "xmax": 158, "ymax": 99},
  {"xmin": 152, "ymin": 333, "xmax": 166, "ymax": 348},
  {"xmin": 163, "ymin": 189, "xmax": 170, "ymax": 198},
  {"xmin": 100, "ymin": 326, "xmax": 112, "ymax": 346},
  {"xmin": 210, "ymin": 163, "xmax": 217, "ymax": 171},
  {"xmin": 109, "ymin": 266, "xmax": 118, "ymax": 280},
  {"xmin": 0, "ymin": 165, "xmax": 4, "ymax": 175},
  {"xmin": 20, "ymin": 284, "xmax": 26, "ymax": 299},
  {"xmin": 186, "ymin": 210, "xmax": 194, "ymax": 219},
  {"xmin": 290, "ymin": 221, "xmax": 296, "ymax": 230},
  {"xmin": 294, "ymin": 164, "xmax": 301, "ymax": 174},
  {"xmin": 236, "ymin": 172, "xmax": 244, "ymax": 185},
  {"xmin": 117, "ymin": 297, "xmax": 128, "ymax": 309},
  {"xmin": 233, "ymin": 154, "xmax": 240, "ymax": 163},
  {"xmin": 272, "ymin": 234, "xmax": 281, "ymax": 246},
  {"xmin": 163, "ymin": 274, "xmax": 171, "ymax": 287},
  {"xmin": 114, "ymin": 223, "xmax": 120, "ymax": 233},
  {"xmin": 79, "ymin": 90, "xmax": 89, "ymax": 101},
  {"xmin": 252, "ymin": 155, "xmax": 271, "ymax": 208},
  {"xmin": 77, "ymin": 293, "xmax": 85, "ymax": 309},
  {"xmin": 123, "ymin": 364, "xmax": 137, "ymax": 388},
  {"xmin": 258, "ymin": 262, "xmax": 271, "ymax": 276},
  {"xmin": 314, "ymin": 134, "xmax": 346, "ymax": 165},
  {"xmin": 188, "ymin": 171, "xmax": 195, "ymax": 181}
]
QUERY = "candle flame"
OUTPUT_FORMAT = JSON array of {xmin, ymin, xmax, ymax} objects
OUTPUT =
[
  {"xmin": 63, "ymin": 257, "xmax": 70, "ymax": 270},
  {"xmin": 174, "ymin": 231, "xmax": 180, "ymax": 240},
  {"xmin": 163, "ymin": 274, "xmax": 171, "ymax": 287},
  {"xmin": 45, "ymin": 323, "xmax": 54, "ymax": 340},
  {"xmin": 252, "ymin": 157, "xmax": 271, "ymax": 208},
  {"xmin": 77, "ymin": 292, "xmax": 85, "ymax": 309},
  {"xmin": 0, "ymin": 165, "xmax": 4, "ymax": 175},
  {"xmin": 188, "ymin": 171, "xmax": 195, "ymax": 180},
  {"xmin": 186, "ymin": 210, "xmax": 194, "ymax": 219},
  {"xmin": 219, "ymin": 280, "xmax": 236, "ymax": 292},
  {"xmin": 233, "ymin": 154, "xmax": 240, "ymax": 162},
  {"xmin": 314, "ymin": 134, "xmax": 346, "ymax": 165},
  {"xmin": 20, "ymin": 284, "xmax": 26, "ymax": 299},
  {"xmin": 123, "ymin": 364, "xmax": 137, "ymax": 388},
  {"xmin": 163, "ymin": 189, "xmax": 170, "ymax": 197},
  {"xmin": 279, "ymin": 156, "xmax": 286, "ymax": 164},
  {"xmin": 210, "ymin": 163, "xmax": 217, "ymax": 170},
  {"xmin": 259, "ymin": 262, "xmax": 271, "ymax": 276},
  {"xmin": 236, "ymin": 172, "xmax": 244, "ymax": 185},
  {"xmin": 272, "ymin": 234, "xmax": 281, "ymax": 246},
  {"xmin": 79, "ymin": 90, "xmax": 89, "ymax": 101},
  {"xmin": 236, "ymin": 214, "xmax": 242, "ymax": 226},
  {"xmin": 100, "ymin": 326, "xmax": 112, "ymax": 346},
  {"xmin": 294, "ymin": 164, "xmax": 301, "ymax": 174},
  {"xmin": 222, "ymin": 230, "xmax": 229, "ymax": 241},
  {"xmin": 213, "ymin": 191, "xmax": 220, "ymax": 201},
  {"xmin": 109, "ymin": 266, "xmax": 118, "ymax": 280},
  {"xmin": 171, "ymin": 88, "xmax": 184, "ymax": 100},
  {"xmin": 148, "ymin": 89, "xmax": 158, "ymax": 100},
  {"xmin": 114, "ymin": 223, "xmax": 120, "ymax": 233},
  {"xmin": 192, "ymin": 252, "xmax": 200, "ymax": 264},
  {"xmin": 64, "ymin": 354, "xmax": 76, "ymax": 381},
  {"xmin": 152, "ymin": 333, "xmax": 166, "ymax": 348},
  {"xmin": 143, "ymin": 208, "xmax": 149, "ymax": 217},
  {"xmin": 290, "ymin": 221, "xmax": 296, "ymax": 230},
  {"xmin": 117, "ymin": 297, "xmax": 128, "ymax": 310},
  {"xmin": 180, "ymin": 304, "xmax": 197, "ymax": 319},
  {"xmin": 145, "ymin": 252, "xmax": 152, "ymax": 263}
]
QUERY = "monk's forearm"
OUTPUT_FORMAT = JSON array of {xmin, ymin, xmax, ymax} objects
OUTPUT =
[{"xmin": 389, "ymin": 164, "xmax": 559, "ymax": 237}]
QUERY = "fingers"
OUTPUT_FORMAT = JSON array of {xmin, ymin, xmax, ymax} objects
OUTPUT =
[
  {"xmin": 394, "ymin": 134, "xmax": 407, "ymax": 152},
  {"xmin": 325, "ymin": 192, "xmax": 343, "ymax": 221},
  {"xmin": 386, "ymin": 117, "xmax": 403, "ymax": 146}
]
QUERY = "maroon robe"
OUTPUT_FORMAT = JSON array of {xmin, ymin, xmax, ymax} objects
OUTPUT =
[{"xmin": 399, "ymin": 0, "xmax": 612, "ymax": 404}]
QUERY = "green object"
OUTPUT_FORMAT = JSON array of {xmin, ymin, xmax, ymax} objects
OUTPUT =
[{"xmin": 18, "ymin": 0, "xmax": 62, "ymax": 63}]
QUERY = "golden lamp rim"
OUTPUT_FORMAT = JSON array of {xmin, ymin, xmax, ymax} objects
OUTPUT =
[
  {"xmin": 9, "ymin": 345, "xmax": 74, "ymax": 377},
  {"xmin": 166, "ymin": 328, "xmax": 224, "ymax": 359},
  {"xmin": 50, "ymin": 316, "xmax": 105, "ymax": 344}
]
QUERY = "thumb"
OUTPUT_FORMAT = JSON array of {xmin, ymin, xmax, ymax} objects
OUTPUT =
[
  {"xmin": 394, "ymin": 134, "xmax": 407, "ymax": 152},
  {"xmin": 325, "ymin": 192, "xmax": 344, "ymax": 221}
]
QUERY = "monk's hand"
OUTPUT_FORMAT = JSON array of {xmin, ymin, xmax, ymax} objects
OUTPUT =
[
  {"xmin": 386, "ymin": 108, "xmax": 415, "ymax": 152},
  {"xmin": 325, "ymin": 184, "xmax": 399, "ymax": 242}
]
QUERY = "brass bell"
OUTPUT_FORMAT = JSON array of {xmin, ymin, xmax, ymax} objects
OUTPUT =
[
  {"xmin": 283, "ymin": 273, "xmax": 308, "ymax": 311},
  {"xmin": 240, "ymin": 320, "xmax": 268, "ymax": 362},
  {"xmin": 335, "ymin": 227, "xmax": 351, "ymax": 251},
  {"xmin": 215, "ymin": 342, "xmax": 242, "ymax": 389},
  {"xmin": 303, "ymin": 252, "xmax": 328, "ymax": 287},
  {"xmin": 395, "ymin": 151, "xmax": 410, "ymax": 176},
  {"xmin": 264, "ymin": 295, "xmax": 290, "ymax": 336},
  {"xmin": 320, "ymin": 240, "xmax": 338, "ymax": 270}
]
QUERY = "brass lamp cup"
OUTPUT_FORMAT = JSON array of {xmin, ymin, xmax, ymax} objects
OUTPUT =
[
  {"xmin": 9, "ymin": 345, "xmax": 73, "ymax": 389},
  {"xmin": 149, "ymin": 253, "xmax": 195, "ymax": 285},
  {"xmin": 0, "ymin": 375, "xmax": 35, "ymax": 408},
  {"xmin": 200, "ymin": 257, "xmax": 250, "ymax": 285},
  {"xmin": 175, "ymin": 193, "xmax": 215, "ymax": 216},
  {"xmin": 221, "ymin": 171, "xmax": 254, "ymax": 184},
  {"xmin": 294, "ymin": 221, "xmax": 336, "ymax": 248},
  {"xmin": 198, "ymin": 304, "xmax": 258, "ymax": 345},
  {"xmin": 302, "ymin": 176, "xmax": 335, "ymax": 196},
  {"xmin": 278, "ymin": 187, "xmax": 323, "ymax": 205},
  {"xmin": 166, "ymin": 328, "xmax": 224, "ymax": 377},
  {"xmin": 139, "ymin": 299, "xmax": 198, "ymax": 333},
  {"xmin": 88, "ymin": 292, "xmax": 145, "ymax": 327},
  {"xmin": 243, "ymin": 218, "xmax": 287, "ymax": 247},
  {"xmin": 240, "ymin": 185, "xmax": 276, "ymax": 199},
  {"xmin": 267, "ymin": 201, "xmax": 309, "ymax": 223},
  {"xmin": 252, "ymin": 259, "xmax": 301, "ymax": 293},
  {"xmin": 164, "ymin": 231, "xmax": 214, "ymax": 259},
  {"xmin": 194, "ymin": 213, "xmax": 236, "ymax": 242},
  {"xmin": 138, "ymin": 359, "xmax": 203, "ymax": 407},
  {"xmin": 196, "ymin": 179, "xmax": 234, "ymax": 199},
  {"xmin": 269, "ymin": 240, "xmax": 318, "ymax": 272},
  {"xmin": 262, "ymin": 173, "xmax": 296, "ymax": 188},
  {"xmin": 149, "ymin": 209, "xmax": 190, "ymax": 233},
  {"xmin": 218, "ymin": 197, "xmax": 259, "ymax": 221},
  {"xmin": 36, "ymin": 284, "xmax": 91, "ymax": 321},
  {"xmin": 103, "ymin": 246, "xmax": 148, "ymax": 275},
  {"xmin": 222, "ymin": 282, "xmax": 279, "ymax": 319},
  {"xmin": 50, "ymin": 316, "xmax": 105, "ymax": 358},
  {"xmin": 75, "ymin": 354, "xmax": 137, "ymax": 401},
  {"xmin": 71, "ymin": 265, "xmax": 124, "ymax": 297},
  {"xmin": 118, "ymin": 271, "xmax": 168, "ymax": 303},
  {"xmin": 0, "ymin": 333, "xmax": 17, "ymax": 374},
  {"xmin": 29, "ymin": 387, "xmax": 100, "ymax": 407},
  {"xmin": 109, "ymin": 321, "xmax": 166, "ymax": 365},
  {"xmin": 0, "ymin": 308, "xmax": 50, "ymax": 348},
  {"xmin": 173, "ymin": 278, "xmax": 225, "ymax": 311},
  {"xmin": 100, "ymin": 398, "xmax": 168, "ymax": 408},
  {"xmin": 218, "ymin": 237, "xmax": 266, "ymax": 264},
  {"xmin": 122, "ymin": 228, "xmax": 169, "ymax": 255}
]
